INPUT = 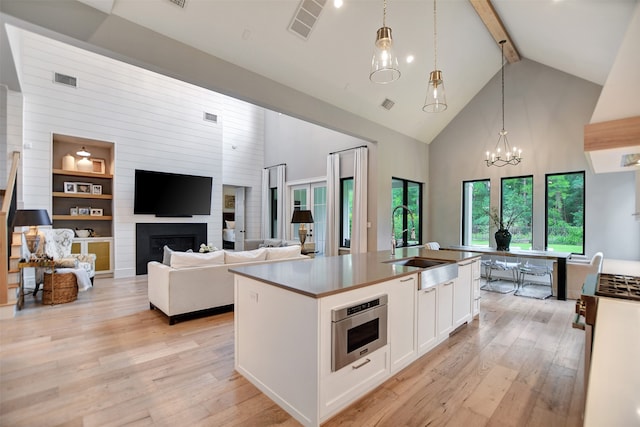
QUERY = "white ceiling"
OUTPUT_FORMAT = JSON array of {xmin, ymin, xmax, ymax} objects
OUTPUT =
[{"xmin": 80, "ymin": 0, "xmax": 638, "ymax": 145}]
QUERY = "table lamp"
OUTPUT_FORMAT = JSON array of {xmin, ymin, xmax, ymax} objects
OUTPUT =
[
  {"xmin": 12, "ymin": 209, "xmax": 52, "ymax": 254},
  {"xmin": 291, "ymin": 209, "xmax": 314, "ymax": 246}
]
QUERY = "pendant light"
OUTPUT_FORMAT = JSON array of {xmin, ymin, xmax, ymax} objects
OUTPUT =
[
  {"xmin": 485, "ymin": 40, "xmax": 522, "ymax": 167},
  {"xmin": 369, "ymin": 0, "xmax": 400, "ymax": 84},
  {"xmin": 422, "ymin": 0, "xmax": 447, "ymax": 112}
]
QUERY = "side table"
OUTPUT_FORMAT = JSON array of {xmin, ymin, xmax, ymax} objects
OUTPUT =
[{"xmin": 17, "ymin": 259, "xmax": 55, "ymax": 310}]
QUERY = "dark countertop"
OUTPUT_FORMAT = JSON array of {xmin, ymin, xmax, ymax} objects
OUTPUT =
[{"xmin": 230, "ymin": 247, "xmax": 481, "ymax": 298}]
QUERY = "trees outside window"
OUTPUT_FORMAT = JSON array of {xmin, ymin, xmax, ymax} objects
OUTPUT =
[
  {"xmin": 462, "ymin": 179, "xmax": 491, "ymax": 246},
  {"xmin": 501, "ymin": 176, "xmax": 533, "ymax": 250},
  {"xmin": 391, "ymin": 178, "xmax": 422, "ymax": 247},
  {"xmin": 340, "ymin": 178, "xmax": 353, "ymax": 247},
  {"xmin": 546, "ymin": 171, "xmax": 585, "ymax": 254}
]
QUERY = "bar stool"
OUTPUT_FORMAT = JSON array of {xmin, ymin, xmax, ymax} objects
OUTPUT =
[
  {"xmin": 481, "ymin": 255, "xmax": 520, "ymax": 293},
  {"xmin": 516, "ymin": 259, "xmax": 553, "ymax": 299}
]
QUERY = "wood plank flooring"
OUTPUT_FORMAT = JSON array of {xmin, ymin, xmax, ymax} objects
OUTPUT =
[{"xmin": 0, "ymin": 276, "xmax": 585, "ymax": 426}]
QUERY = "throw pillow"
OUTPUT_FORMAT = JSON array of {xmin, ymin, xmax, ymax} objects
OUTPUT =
[
  {"xmin": 55, "ymin": 257, "xmax": 79, "ymax": 268},
  {"xmin": 170, "ymin": 250, "xmax": 225, "ymax": 269},
  {"xmin": 162, "ymin": 245, "xmax": 174, "ymax": 266},
  {"xmin": 224, "ymin": 248, "xmax": 267, "ymax": 264},
  {"xmin": 263, "ymin": 238, "xmax": 284, "ymax": 248},
  {"xmin": 225, "ymin": 220, "xmax": 236, "ymax": 229},
  {"xmin": 265, "ymin": 245, "xmax": 301, "ymax": 261}
]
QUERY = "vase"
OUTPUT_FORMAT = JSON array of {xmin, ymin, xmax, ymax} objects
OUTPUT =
[{"xmin": 495, "ymin": 228, "xmax": 512, "ymax": 251}]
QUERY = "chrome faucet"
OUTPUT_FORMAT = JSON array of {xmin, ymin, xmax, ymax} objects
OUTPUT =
[{"xmin": 391, "ymin": 205, "xmax": 416, "ymax": 255}]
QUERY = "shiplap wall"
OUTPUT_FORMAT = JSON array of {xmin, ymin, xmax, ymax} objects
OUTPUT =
[
  {"xmin": 4, "ymin": 89, "xmax": 23, "ymax": 198},
  {"xmin": 14, "ymin": 27, "xmax": 264, "ymax": 278}
]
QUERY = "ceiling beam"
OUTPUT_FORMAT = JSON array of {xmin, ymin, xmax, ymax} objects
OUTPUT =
[{"xmin": 469, "ymin": 0, "xmax": 521, "ymax": 63}]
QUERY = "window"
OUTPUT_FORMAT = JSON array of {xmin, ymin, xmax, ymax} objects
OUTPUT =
[
  {"xmin": 462, "ymin": 179, "xmax": 491, "ymax": 246},
  {"xmin": 501, "ymin": 176, "xmax": 533, "ymax": 250},
  {"xmin": 340, "ymin": 178, "xmax": 353, "ymax": 247},
  {"xmin": 270, "ymin": 188, "xmax": 277, "ymax": 238},
  {"xmin": 545, "ymin": 171, "xmax": 585, "ymax": 254},
  {"xmin": 290, "ymin": 182, "xmax": 327, "ymax": 254},
  {"xmin": 391, "ymin": 178, "xmax": 422, "ymax": 247}
]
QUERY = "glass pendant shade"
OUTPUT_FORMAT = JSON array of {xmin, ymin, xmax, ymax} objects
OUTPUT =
[
  {"xmin": 76, "ymin": 146, "xmax": 91, "ymax": 157},
  {"xmin": 422, "ymin": 70, "xmax": 447, "ymax": 112},
  {"xmin": 370, "ymin": 27, "xmax": 400, "ymax": 84}
]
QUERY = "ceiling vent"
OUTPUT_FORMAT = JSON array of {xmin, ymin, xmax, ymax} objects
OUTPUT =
[
  {"xmin": 288, "ymin": 0, "xmax": 326, "ymax": 40},
  {"xmin": 381, "ymin": 98, "xmax": 395, "ymax": 110},
  {"xmin": 167, "ymin": 0, "xmax": 186, "ymax": 8},
  {"xmin": 203, "ymin": 112, "xmax": 218, "ymax": 123},
  {"xmin": 53, "ymin": 72, "xmax": 77, "ymax": 88}
]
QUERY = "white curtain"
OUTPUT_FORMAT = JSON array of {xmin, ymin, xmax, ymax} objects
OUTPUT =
[
  {"xmin": 325, "ymin": 153, "xmax": 340, "ymax": 256},
  {"xmin": 276, "ymin": 164, "xmax": 287, "ymax": 239},
  {"xmin": 351, "ymin": 147, "xmax": 368, "ymax": 253},
  {"xmin": 260, "ymin": 168, "xmax": 270, "ymax": 239}
]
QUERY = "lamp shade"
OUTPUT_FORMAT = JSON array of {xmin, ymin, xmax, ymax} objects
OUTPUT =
[
  {"xmin": 291, "ymin": 210, "xmax": 314, "ymax": 224},
  {"xmin": 12, "ymin": 209, "xmax": 52, "ymax": 227}
]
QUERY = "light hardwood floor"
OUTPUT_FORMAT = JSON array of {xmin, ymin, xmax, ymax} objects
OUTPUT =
[{"xmin": 0, "ymin": 276, "xmax": 585, "ymax": 426}]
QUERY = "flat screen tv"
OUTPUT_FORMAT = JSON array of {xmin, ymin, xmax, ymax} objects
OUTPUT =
[{"xmin": 134, "ymin": 169, "xmax": 213, "ymax": 217}]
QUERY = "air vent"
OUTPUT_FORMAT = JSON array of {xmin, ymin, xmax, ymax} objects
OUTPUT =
[
  {"xmin": 621, "ymin": 153, "xmax": 640, "ymax": 167},
  {"xmin": 203, "ymin": 112, "xmax": 218, "ymax": 123},
  {"xmin": 54, "ymin": 72, "xmax": 77, "ymax": 88},
  {"xmin": 288, "ymin": 0, "xmax": 327, "ymax": 40},
  {"xmin": 381, "ymin": 98, "xmax": 395, "ymax": 110},
  {"xmin": 167, "ymin": 0, "xmax": 186, "ymax": 8}
]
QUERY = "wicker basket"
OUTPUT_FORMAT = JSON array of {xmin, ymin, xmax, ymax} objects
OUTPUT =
[{"xmin": 43, "ymin": 272, "xmax": 78, "ymax": 304}]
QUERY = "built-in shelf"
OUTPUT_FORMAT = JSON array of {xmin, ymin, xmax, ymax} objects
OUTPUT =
[
  {"xmin": 52, "ymin": 169, "xmax": 113, "ymax": 179},
  {"xmin": 52, "ymin": 191, "xmax": 112, "ymax": 200},
  {"xmin": 53, "ymin": 215, "xmax": 113, "ymax": 221}
]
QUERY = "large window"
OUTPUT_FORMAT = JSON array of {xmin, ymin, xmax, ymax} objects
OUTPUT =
[
  {"xmin": 546, "ymin": 171, "xmax": 585, "ymax": 254},
  {"xmin": 391, "ymin": 178, "xmax": 422, "ymax": 247},
  {"xmin": 501, "ymin": 176, "xmax": 533, "ymax": 250},
  {"xmin": 270, "ymin": 188, "xmax": 277, "ymax": 238},
  {"xmin": 462, "ymin": 179, "xmax": 491, "ymax": 246},
  {"xmin": 340, "ymin": 178, "xmax": 353, "ymax": 248}
]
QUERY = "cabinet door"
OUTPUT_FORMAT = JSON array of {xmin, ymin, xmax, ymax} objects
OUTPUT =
[
  {"xmin": 417, "ymin": 286, "xmax": 438, "ymax": 355},
  {"xmin": 389, "ymin": 275, "xmax": 417, "ymax": 373},
  {"xmin": 472, "ymin": 260, "xmax": 481, "ymax": 317},
  {"xmin": 453, "ymin": 262, "xmax": 473, "ymax": 327},
  {"xmin": 437, "ymin": 281, "xmax": 454, "ymax": 342},
  {"xmin": 87, "ymin": 240, "xmax": 112, "ymax": 273}
]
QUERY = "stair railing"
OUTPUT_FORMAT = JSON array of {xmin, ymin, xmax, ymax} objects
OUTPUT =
[{"xmin": 1, "ymin": 151, "xmax": 20, "ymax": 305}]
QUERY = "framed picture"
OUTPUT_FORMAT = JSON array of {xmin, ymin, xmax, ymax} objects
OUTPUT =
[
  {"xmin": 78, "ymin": 207, "xmax": 90, "ymax": 216},
  {"xmin": 70, "ymin": 207, "xmax": 78, "ymax": 216},
  {"xmin": 92, "ymin": 184, "xmax": 103, "ymax": 195},
  {"xmin": 90, "ymin": 208, "xmax": 103, "ymax": 216},
  {"xmin": 91, "ymin": 158, "xmax": 106, "ymax": 174},
  {"xmin": 76, "ymin": 182, "xmax": 92, "ymax": 194},
  {"xmin": 64, "ymin": 182, "xmax": 77, "ymax": 193},
  {"xmin": 224, "ymin": 195, "xmax": 235, "ymax": 209}
]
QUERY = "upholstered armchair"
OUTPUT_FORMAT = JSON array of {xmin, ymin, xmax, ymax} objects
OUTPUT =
[
  {"xmin": 565, "ymin": 252, "xmax": 604, "ymax": 299},
  {"xmin": 35, "ymin": 229, "xmax": 96, "ymax": 283}
]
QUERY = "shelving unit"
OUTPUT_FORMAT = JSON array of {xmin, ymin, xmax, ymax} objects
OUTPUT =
[{"xmin": 52, "ymin": 134, "xmax": 115, "ymax": 276}]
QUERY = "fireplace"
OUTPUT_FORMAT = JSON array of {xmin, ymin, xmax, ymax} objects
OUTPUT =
[{"xmin": 136, "ymin": 223, "xmax": 207, "ymax": 275}]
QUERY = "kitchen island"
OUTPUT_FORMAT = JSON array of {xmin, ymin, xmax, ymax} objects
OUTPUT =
[{"xmin": 231, "ymin": 248, "xmax": 481, "ymax": 427}]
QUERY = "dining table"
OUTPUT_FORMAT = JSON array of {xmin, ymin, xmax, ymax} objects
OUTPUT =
[{"xmin": 443, "ymin": 246, "xmax": 573, "ymax": 300}]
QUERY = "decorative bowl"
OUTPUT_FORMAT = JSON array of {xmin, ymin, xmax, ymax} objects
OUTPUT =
[{"xmin": 75, "ymin": 229, "xmax": 90, "ymax": 238}]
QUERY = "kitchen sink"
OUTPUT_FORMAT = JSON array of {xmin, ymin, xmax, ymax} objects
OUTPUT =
[
  {"xmin": 386, "ymin": 257, "xmax": 459, "ymax": 289},
  {"xmin": 390, "ymin": 258, "xmax": 450, "ymax": 269}
]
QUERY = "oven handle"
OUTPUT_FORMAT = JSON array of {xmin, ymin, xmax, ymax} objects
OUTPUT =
[{"xmin": 352, "ymin": 358, "xmax": 371, "ymax": 370}]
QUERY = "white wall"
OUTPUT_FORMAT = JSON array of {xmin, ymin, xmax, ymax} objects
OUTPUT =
[
  {"xmin": 429, "ymin": 58, "xmax": 640, "ymax": 261},
  {"xmin": 10, "ymin": 27, "xmax": 265, "ymax": 277}
]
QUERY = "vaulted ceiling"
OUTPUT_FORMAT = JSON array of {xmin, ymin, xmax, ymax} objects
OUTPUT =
[{"xmin": 2, "ymin": 0, "xmax": 639, "ymax": 145}]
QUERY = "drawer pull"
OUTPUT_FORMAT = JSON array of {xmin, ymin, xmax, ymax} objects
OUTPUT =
[
  {"xmin": 443, "ymin": 281, "xmax": 454, "ymax": 286},
  {"xmin": 400, "ymin": 277, "xmax": 414, "ymax": 283},
  {"xmin": 352, "ymin": 358, "xmax": 371, "ymax": 369},
  {"xmin": 423, "ymin": 287, "xmax": 436, "ymax": 293}
]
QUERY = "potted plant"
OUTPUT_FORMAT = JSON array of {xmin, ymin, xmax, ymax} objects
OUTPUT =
[{"xmin": 489, "ymin": 207, "xmax": 521, "ymax": 251}]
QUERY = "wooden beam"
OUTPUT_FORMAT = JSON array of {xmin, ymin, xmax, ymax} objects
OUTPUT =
[
  {"xmin": 469, "ymin": 0, "xmax": 521, "ymax": 63},
  {"xmin": 584, "ymin": 116, "xmax": 640, "ymax": 151}
]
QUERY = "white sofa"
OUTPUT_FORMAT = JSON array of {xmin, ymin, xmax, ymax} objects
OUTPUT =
[{"xmin": 148, "ymin": 246, "xmax": 308, "ymax": 324}]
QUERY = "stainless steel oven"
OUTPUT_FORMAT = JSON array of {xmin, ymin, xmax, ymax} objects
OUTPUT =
[{"xmin": 331, "ymin": 295, "xmax": 388, "ymax": 372}]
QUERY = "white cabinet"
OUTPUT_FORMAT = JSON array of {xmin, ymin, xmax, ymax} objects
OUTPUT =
[
  {"xmin": 437, "ymin": 280, "xmax": 454, "ymax": 342},
  {"xmin": 472, "ymin": 259, "xmax": 481, "ymax": 317},
  {"xmin": 417, "ymin": 286, "xmax": 438, "ymax": 355},
  {"xmin": 453, "ymin": 261, "xmax": 473, "ymax": 328},
  {"xmin": 389, "ymin": 275, "xmax": 417, "ymax": 373}
]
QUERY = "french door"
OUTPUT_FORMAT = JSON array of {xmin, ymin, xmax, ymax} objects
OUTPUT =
[{"xmin": 290, "ymin": 182, "xmax": 326, "ymax": 255}]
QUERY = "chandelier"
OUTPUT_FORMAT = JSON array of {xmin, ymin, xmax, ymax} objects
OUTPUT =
[{"xmin": 485, "ymin": 40, "xmax": 521, "ymax": 167}]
